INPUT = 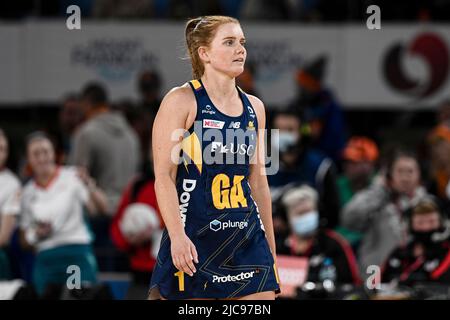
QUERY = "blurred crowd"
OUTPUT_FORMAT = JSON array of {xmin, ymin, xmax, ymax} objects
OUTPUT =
[
  {"xmin": 2, "ymin": 0, "xmax": 450, "ymax": 22},
  {"xmin": 1, "ymin": 56, "xmax": 450, "ymax": 300}
]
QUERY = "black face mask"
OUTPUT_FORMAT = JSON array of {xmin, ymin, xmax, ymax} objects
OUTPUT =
[{"xmin": 411, "ymin": 229, "xmax": 441, "ymax": 246}]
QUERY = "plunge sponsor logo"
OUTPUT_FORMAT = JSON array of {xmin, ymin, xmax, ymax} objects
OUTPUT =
[
  {"xmin": 209, "ymin": 219, "xmax": 248, "ymax": 232},
  {"xmin": 212, "ymin": 271, "xmax": 256, "ymax": 283}
]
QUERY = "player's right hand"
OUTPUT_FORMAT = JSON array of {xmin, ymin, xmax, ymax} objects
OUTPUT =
[{"xmin": 170, "ymin": 232, "xmax": 199, "ymax": 277}]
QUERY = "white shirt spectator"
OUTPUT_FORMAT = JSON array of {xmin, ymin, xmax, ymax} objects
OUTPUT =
[
  {"xmin": 0, "ymin": 169, "xmax": 21, "ymax": 218},
  {"xmin": 20, "ymin": 166, "xmax": 92, "ymax": 252}
]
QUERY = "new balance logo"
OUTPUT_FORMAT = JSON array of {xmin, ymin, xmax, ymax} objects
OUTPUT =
[{"xmin": 229, "ymin": 121, "xmax": 240, "ymax": 129}]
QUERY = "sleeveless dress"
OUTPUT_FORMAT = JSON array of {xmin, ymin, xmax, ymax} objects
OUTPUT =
[{"xmin": 149, "ymin": 79, "xmax": 280, "ymax": 299}]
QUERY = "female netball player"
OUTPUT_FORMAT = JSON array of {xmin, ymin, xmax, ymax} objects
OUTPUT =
[{"xmin": 149, "ymin": 16, "xmax": 280, "ymax": 300}]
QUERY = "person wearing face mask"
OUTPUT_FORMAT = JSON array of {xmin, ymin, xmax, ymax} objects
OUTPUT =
[
  {"xmin": 269, "ymin": 109, "xmax": 340, "ymax": 229},
  {"xmin": 278, "ymin": 185, "xmax": 361, "ymax": 286},
  {"xmin": 382, "ymin": 196, "xmax": 450, "ymax": 285},
  {"xmin": 342, "ymin": 148, "xmax": 428, "ymax": 280}
]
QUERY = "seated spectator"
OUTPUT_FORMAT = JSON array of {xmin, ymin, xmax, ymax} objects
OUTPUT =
[
  {"xmin": 341, "ymin": 148, "xmax": 427, "ymax": 279},
  {"xmin": 338, "ymin": 136, "xmax": 379, "ymax": 207},
  {"xmin": 336, "ymin": 136, "xmax": 379, "ymax": 246},
  {"xmin": 382, "ymin": 196, "xmax": 450, "ymax": 284},
  {"xmin": 277, "ymin": 185, "xmax": 361, "ymax": 286},
  {"xmin": 19, "ymin": 132, "xmax": 108, "ymax": 296},
  {"xmin": 427, "ymin": 101, "xmax": 450, "ymax": 211},
  {"xmin": 110, "ymin": 163, "xmax": 163, "ymax": 299},
  {"xmin": 269, "ymin": 109, "xmax": 340, "ymax": 229},
  {"xmin": 0, "ymin": 129, "xmax": 21, "ymax": 280}
]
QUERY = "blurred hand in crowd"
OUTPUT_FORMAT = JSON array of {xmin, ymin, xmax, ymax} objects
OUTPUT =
[
  {"xmin": 36, "ymin": 221, "xmax": 52, "ymax": 240},
  {"xmin": 77, "ymin": 166, "xmax": 97, "ymax": 190}
]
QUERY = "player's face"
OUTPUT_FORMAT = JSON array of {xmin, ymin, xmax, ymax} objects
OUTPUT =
[
  {"xmin": 27, "ymin": 138, "xmax": 56, "ymax": 176},
  {"xmin": 0, "ymin": 135, "xmax": 8, "ymax": 168},
  {"xmin": 206, "ymin": 23, "xmax": 246, "ymax": 78}
]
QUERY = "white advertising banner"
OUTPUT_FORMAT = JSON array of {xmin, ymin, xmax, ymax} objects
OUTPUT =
[
  {"xmin": 343, "ymin": 25, "xmax": 450, "ymax": 109},
  {"xmin": 1, "ymin": 21, "xmax": 450, "ymax": 109}
]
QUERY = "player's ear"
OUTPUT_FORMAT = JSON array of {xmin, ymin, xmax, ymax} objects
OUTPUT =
[{"xmin": 198, "ymin": 46, "xmax": 210, "ymax": 64}]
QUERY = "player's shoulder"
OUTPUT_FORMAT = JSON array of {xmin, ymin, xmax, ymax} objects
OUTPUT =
[
  {"xmin": 244, "ymin": 93, "xmax": 266, "ymax": 124},
  {"xmin": 161, "ymin": 83, "xmax": 196, "ymax": 109},
  {"xmin": 245, "ymin": 93, "xmax": 265, "ymax": 114}
]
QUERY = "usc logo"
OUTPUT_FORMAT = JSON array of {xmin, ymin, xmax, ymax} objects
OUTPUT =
[{"xmin": 211, "ymin": 174, "xmax": 247, "ymax": 209}]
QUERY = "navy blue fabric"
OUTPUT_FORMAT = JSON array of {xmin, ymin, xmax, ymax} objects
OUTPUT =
[{"xmin": 149, "ymin": 80, "xmax": 279, "ymax": 299}]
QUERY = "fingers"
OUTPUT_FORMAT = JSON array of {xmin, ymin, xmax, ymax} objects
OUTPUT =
[
  {"xmin": 190, "ymin": 242, "xmax": 199, "ymax": 264},
  {"xmin": 172, "ymin": 250, "xmax": 198, "ymax": 276},
  {"xmin": 173, "ymin": 255, "xmax": 181, "ymax": 272},
  {"xmin": 183, "ymin": 253, "xmax": 196, "ymax": 276},
  {"xmin": 173, "ymin": 254, "xmax": 194, "ymax": 276}
]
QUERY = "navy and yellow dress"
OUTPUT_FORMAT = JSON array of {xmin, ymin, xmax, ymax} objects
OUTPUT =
[{"xmin": 149, "ymin": 79, "xmax": 280, "ymax": 299}]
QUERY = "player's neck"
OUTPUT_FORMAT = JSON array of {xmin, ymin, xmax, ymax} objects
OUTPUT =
[{"xmin": 201, "ymin": 72, "xmax": 236, "ymax": 102}]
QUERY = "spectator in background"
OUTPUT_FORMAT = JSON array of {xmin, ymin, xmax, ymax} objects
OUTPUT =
[
  {"xmin": 427, "ymin": 99, "xmax": 450, "ymax": 211},
  {"xmin": 382, "ymin": 196, "xmax": 450, "ymax": 284},
  {"xmin": 110, "ymin": 165, "xmax": 163, "ymax": 299},
  {"xmin": 69, "ymin": 82, "xmax": 140, "ymax": 216},
  {"xmin": 0, "ymin": 129, "xmax": 21, "ymax": 280},
  {"xmin": 335, "ymin": 137, "xmax": 379, "ymax": 247},
  {"xmin": 19, "ymin": 132, "xmax": 108, "ymax": 295},
  {"xmin": 291, "ymin": 55, "xmax": 347, "ymax": 164},
  {"xmin": 341, "ymin": 148, "xmax": 427, "ymax": 279},
  {"xmin": 277, "ymin": 185, "xmax": 360, "ymax": 286},
  {"xmin": 337, "ymin": 137, "xmax": 379, "ymax": 207},
  {"xmin": 269, "ymin": 109, "xmax": 340, "ymax": 229},
  {"xmin": 57, "ymin": 93, "xmax": 85, "ymax": 164},
  {"xmin": 137, "ymin": 69, "xmax": 162, "ymax": 119},
  {"xmin": 135, "ymin": 70, "xmax": 163, "ymax": 166}
]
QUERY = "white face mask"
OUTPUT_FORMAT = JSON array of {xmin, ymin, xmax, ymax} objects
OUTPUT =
[
  {"xmin": 272, "ymin": 131, "xmax": 298, "ymax": 153},
  {"xmin": 290, "ymin": 211, "xmax": 319, "ymax": 236}
]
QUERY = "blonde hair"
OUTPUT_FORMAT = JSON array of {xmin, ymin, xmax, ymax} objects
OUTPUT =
[
  {"xmin": 282, "ymin": 185, "xmax": 318, "ymax": 208},
  {"xmin": 185, "ymin": 15, "xmax": 239, "ymax": 79}
]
